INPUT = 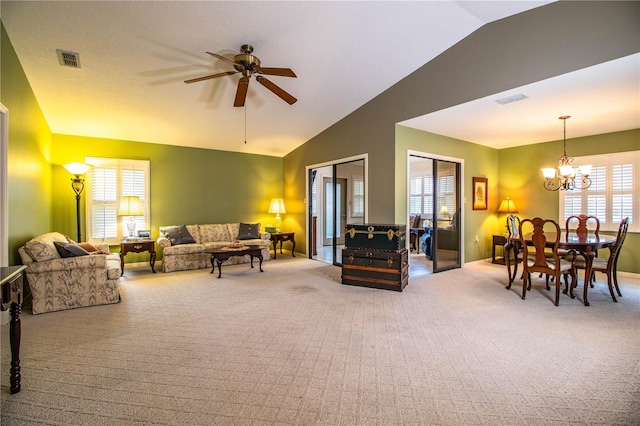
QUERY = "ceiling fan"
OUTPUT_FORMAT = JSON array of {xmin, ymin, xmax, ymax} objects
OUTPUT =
[{"xmin": 185, "ymin": 44, "xmax": 297, "ymax": 107}]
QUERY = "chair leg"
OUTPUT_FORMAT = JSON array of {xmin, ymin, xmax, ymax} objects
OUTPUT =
[
  {"xmin": 554, "ymin": 274, "xmax": 561, "ymax": 306},
  {"xmin": 522, "ymin": 273, "xmax": 528, "ymax": 300},
  {"xmin": 612, "ymin": 266, "xmax": 622, "ymax": 297},
  {"xmin": 606, "ymin": 272, "xmax": 618, "ymax": 303}
]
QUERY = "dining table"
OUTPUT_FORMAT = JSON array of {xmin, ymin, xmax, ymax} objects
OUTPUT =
[{"xmin": 504, "ymin": 232, "xmax": 617, "ymax": 306}]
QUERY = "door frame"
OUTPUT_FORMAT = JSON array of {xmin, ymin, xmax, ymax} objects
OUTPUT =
[
  {"xmin": 407, "ymin": 149, "xmax": 464, "ymax": 267},
  {"xmin": 306, "ymin": 153, "xmax": 368, "ymax": 262},
  {"xmin": 1, "ymin": 104, "xmax": 8, "ymax": 267}
]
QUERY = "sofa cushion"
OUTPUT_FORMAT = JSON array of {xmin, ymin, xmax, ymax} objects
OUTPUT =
[
  {"xmin": 162, "ymin": 243, "xmax": 206, "ymax": 255},
  {"xmin": 160, "ymin": 225, "xmax": 196, "ymax": 245},
  {"xmin": 199, "ymin": 224, "xmax": 230, "ymax": 243},
  {"xmin": 54, "ymin": 241, "xmax": 90, "ymax": 258},
  {"xmin": 24, "ymin": 232, "xmax": 68, "ymax": 262},
  {"xmin": 238, "ymin": 223, "xmax": 261, "ymax": 240}
]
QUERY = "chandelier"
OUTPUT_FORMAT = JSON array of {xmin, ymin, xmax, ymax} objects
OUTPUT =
[{"xmin": 542, "ymin": 116, "xmax": 592, "ymax": 191}]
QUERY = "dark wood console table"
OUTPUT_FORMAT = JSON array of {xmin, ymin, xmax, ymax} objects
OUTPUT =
[{"xmin": 1, "ymin": 265, "xmax": 26, "ymax": 394}]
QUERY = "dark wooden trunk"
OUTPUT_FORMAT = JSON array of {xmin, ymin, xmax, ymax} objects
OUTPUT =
[
  {"xmin": 344, "ymin": 224, "xmax": 407, "ymax": 252},
  {"xmin": 341, "ymin": 248, "xmax": 409, "ymax": 291}
]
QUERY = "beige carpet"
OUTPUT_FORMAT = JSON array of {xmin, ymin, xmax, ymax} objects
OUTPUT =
[{"xmin": 2, "ymin": 257, "xmax": 639, "ymax": 425}]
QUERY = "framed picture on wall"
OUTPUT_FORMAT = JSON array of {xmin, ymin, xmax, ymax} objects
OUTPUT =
[{"xmin": 473, "ymin": 177, "xmax": 488, "ymax": 210}]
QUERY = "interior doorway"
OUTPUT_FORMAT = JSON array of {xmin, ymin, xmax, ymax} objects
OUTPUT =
[
  {"xmin": 307, "ymin": 155, "xmax": 367, "ymax": 266},
  {"xmin": 408, "ymin": 151, "xmax": 463, "ymax": 274}
]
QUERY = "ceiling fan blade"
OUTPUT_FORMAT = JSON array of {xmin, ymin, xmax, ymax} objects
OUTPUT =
[
  {"xmin": 234, "ymin": 76, "xmax": 250, "ymax": 107},
  {"xmin": 184, "ymin": 70, "xmax": 238, "ymax": 84},
  {"xmin": 255, "ymin": 76, "xmax": 297, "ymax": 105},
  {"xmin": 258, "ymin": 67, "xmax": 297, "ymax": 78},
  {"xmin": 206, "ymin": 51, "xmax": 242, "ymax": 69}
]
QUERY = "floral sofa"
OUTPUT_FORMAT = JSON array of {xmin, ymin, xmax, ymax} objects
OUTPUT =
[
  {"xmin": 18, "ymin": 232, "xmax": 121, "ymax": 314},
  {"xmin": 157, "ymin": 223, "xmax": 272, "ymax": 273}
]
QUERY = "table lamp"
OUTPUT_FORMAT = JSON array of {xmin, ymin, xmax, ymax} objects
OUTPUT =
[
  {"xmin": 268, "ymin": 198, "xmax": 286, "ymax": 232},
  {"xmin": 118, "ymin": 195, "xmax": 143, "ymax": 238}
]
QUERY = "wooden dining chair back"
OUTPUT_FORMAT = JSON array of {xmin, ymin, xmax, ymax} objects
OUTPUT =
[
  {"xmin": 506, "ymin": 215, "xmax": 520, "ymax": 238},
  {"xmin": 565, "ymin": 214, "xmax": 600, "ymax": 238},
  {"xmin": 573, "ymin": 217, "xmax": 629, "ymax": 302},
  {"xmin": 518, "ymin": 217, "xmax": 576, "ymax": 306}
]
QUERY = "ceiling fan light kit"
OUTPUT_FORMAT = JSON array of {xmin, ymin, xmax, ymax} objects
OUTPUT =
[{"xmin": 185, "ymin": 44, "xmax": 297, "ymax": 107}]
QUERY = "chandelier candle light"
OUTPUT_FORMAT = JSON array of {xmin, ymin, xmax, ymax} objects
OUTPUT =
[
  {"xmin": 64, "ymin": 162, "xmax": 91, "ymax": 242},
  {"xmin": 542, "ymin": 116, "xmax": 592, "ymax": 191},
  {"xmin": 268, "ymin": 198, "xmax": 286, "ymax": 232}
]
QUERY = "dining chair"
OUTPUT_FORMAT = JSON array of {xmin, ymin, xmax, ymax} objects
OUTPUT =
[
  {"xmin": 565, "ymin": 214, "xmax": 600, "ymax": 237},
  {"xmin": 564, "ymin": 214, "xmax": 600, "ymax": 284},
  {"xmin": 504, "ymin": 215, "xmax": 522, "ymax": 285},
  {"xmin": 572, "ymin": 217, "xmax": 629, "ymax": 303},
  {"xmin": 518, "ymin": 217, "xmax": 576, "ymax": 306}
]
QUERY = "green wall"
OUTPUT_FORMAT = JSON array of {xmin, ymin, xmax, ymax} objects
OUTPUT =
[
  {"xmin": 1, "ymin": 23, "xmax": 53, "ymax": 266},
  {"xmin": 499, "ymin": 129, "xmax": 640, "ymax": 274},
  {"xmin": 394, "ymin": 125, "xmax": 500, "ymax": 263},
  {"xmin": 51, "ymin": 134, "xmax": 283, "ymax": 262}
]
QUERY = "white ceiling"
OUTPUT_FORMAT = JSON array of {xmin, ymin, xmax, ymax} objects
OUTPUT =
[{"xmin": 2, "ymin": 1, "xmax": 636, "ymax": 157}]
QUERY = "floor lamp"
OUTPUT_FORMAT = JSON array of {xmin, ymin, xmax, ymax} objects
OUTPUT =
[{"xmin": 64, "ymin": 163, "xmax": 91, "ymax": 242}]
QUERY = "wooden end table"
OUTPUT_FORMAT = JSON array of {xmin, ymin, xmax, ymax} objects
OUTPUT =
[
  {"xmin": 492, "ymin": 234, "xmax": 507, "ymax": 264},
  {"xmin": 1, "ymin": 265, "xmax": 26, "ymax": 394},
  {"xmin": 120, "ymin": 239, "xmax": 156, "ymax": 276},
  {"xmin": 270, "ymin": 232, "xmax": 296, "ymax": 259}
]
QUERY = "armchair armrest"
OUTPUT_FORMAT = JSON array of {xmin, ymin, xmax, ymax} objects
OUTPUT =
[
  {"xmin": 261, "ymin": 232, "xmax": 272, "ymax": 240},
  {"xmin": 157, "ymin": 236, "xmax": 172, "ymax": 248},
  {"xmin": 25, "ymin": 254, "xmax": 108, "ymax": 274}
]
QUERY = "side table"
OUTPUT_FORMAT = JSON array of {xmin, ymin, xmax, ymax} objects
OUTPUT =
[
  {"xmin": 270, "ymin": 232, "xmax": 296, "ymax": 259},
  {"xmin": 1, "ymin": 265, "xmax": 26, "ymax": 394},
  {"xmin": 491, "ymin": 234, "xmax": 507, "ymax": 264},
  {"xmin": 120, "ymin": 239, "xmax": 156, "ymax": 276}
]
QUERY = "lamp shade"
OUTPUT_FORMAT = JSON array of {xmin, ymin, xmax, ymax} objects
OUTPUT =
[
  {"xmin": 439, "ymin": 205, "xmax": 449, "ymax": 215},
  {"xmin": 118, "ymin": 196, "xmax": 143, "ymax": 216},
  {"xmin": 64, "ymin": 162, "xmax": 90, "ymax": 176},
  {"xmin": 497, "ymin": 197, "xmax": 519, "ymax": 213},
  {"xmin": 268, "ymin": 198, "xmax": 286, "ymax": 214}
]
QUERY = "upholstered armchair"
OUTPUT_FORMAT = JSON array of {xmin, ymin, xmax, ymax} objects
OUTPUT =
[{"xmin": 18, "ymin": 232, "xmax": 121, "ymax": 314}]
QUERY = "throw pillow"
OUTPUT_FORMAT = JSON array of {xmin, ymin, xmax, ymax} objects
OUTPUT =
[
  {"xmin": 161, "ymin": 225, "xmax": 196, "ymax": 245},
  {"xmin": 54, "ymin": 241, "xmax": 90, "ymax": 258},
  {"xmin": 238, "ymin": 223, "xmax": 260, "ymax": 240}
]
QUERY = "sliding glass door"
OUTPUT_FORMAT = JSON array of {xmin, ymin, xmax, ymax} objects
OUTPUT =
[
  {"xmin": 309, "ymin": 158, "xmax": 365, "ymax": 266},
  {"xmin": 432, "ymin": 159, "xmax": 461, "ymax": 272}
]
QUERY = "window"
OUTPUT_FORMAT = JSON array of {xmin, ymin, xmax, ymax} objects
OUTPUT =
[
  {"xmin": 438, "ymin": 174, "xmax": 455, "ymax": 219},
  {"xmin": 352, "ymin": 177, "xmax": 364, "ymax": 217},
  {"xmin": 85, "ymin": 157, "xmax": 150, "ymax": 244},
  {"xmin": 560, "ymin": 151, "xmax": 639, "ymax": 232},
  {"xmin": 410, "ymin": 174, "xmax": 433, "ymax": 217}
]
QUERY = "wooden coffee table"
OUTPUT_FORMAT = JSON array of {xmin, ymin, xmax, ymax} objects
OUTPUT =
[{"xmin": 205, "ymin": 245, "xmax": 266, "ymax": 278}]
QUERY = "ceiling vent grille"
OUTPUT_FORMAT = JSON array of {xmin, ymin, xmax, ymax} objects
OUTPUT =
[{"xmin": 56, "ymin": 49, "xmax": 81, "ymax": 68}]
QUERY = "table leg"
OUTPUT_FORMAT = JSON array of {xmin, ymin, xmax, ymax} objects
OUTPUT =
[
  {"xmin": 290, "ymin": 239, "xmax": 296, "ymax": 257},
  {"xmin": 150, "ymin": 251, "xmax": 156, "ymax": 273},
  {"xmin": 210, "ymin": 255, "xmax": 216, "ymax": 274},
  {"xmin": 9, "ymin": 302, "xmax": 21, "ymax": 394},
  {"xmin": 216, "ymin": 259, "xmax": 223, "ymax": 279},
  {"xmin": 579, "ymin": 249, "xmax": 597, "ymax": 306},
  {"xmin": 271, "ymin": 240, "xmax": 278, "ymax": 259},
  {"xmin": 120, "ymin": 252, "xmax": 125, "ymax": 276}
]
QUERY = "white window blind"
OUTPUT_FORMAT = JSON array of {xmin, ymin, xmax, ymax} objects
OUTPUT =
[
  {"xmin": 85, "ymin": 157, "xmax": 150, "ymax": 244},
  {"xmin": 409, "ymin": 174, "xmax": 433, "ymax": 217},
  {"xmin": 352, "ymin": 177, "xmax": 364, "ymax": 217},
  {"xmin": 559, "ymin": 151, "xmax": 639, "ymax": 232}
]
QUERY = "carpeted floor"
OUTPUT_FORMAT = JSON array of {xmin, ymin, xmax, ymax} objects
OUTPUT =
[{"xmin": 2, "ymin": 257, "xmax": 639, "ymax": 425}]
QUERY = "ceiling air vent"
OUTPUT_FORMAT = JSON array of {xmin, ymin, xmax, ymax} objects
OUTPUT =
[
  {"xmin": 56, "ymin": 49, "xmax": 81, "ymax": 68},
  {"xmin": 495, "ymin": 93, "xmax": 528, "ymax": 105}
]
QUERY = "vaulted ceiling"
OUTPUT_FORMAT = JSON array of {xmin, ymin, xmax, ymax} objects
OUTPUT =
[{"xmin": 2, "ymin": 1, "xmax": 638, "ymax": 157}]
